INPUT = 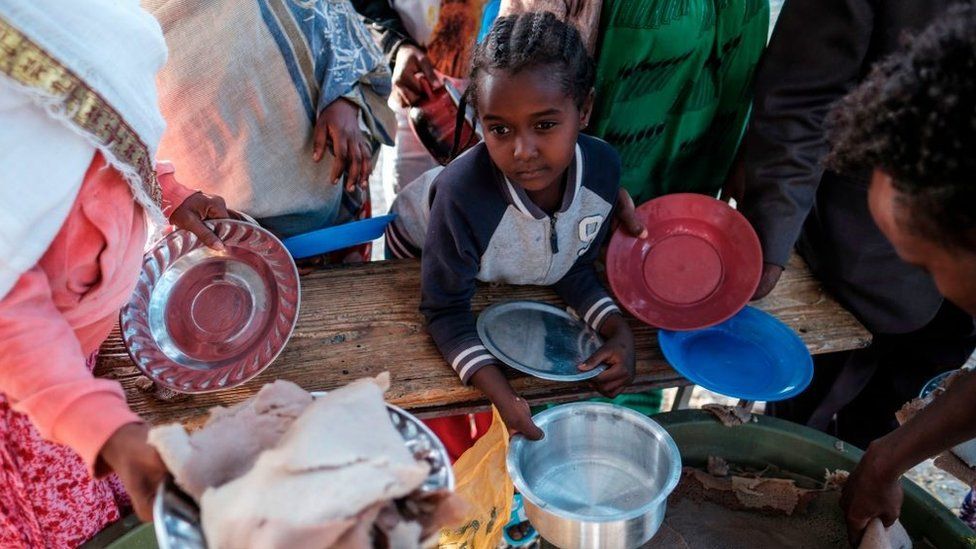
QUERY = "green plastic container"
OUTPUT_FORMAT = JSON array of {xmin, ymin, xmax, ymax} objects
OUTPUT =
[{"xmin": 654, "ymin": 410, "xmax": 974, "ymax": 548}]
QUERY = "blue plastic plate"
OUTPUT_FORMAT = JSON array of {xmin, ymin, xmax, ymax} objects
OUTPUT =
[
  {"xmin": 281, "ymin": 214, "xmax": 396, "ymax": 259},
  {"xmin": 658, "ymin": 306, "xmax": 813, "ymax": 401}
]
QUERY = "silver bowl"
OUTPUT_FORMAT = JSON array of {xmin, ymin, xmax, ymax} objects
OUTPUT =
[
  {"xmin": 507, "ymin": 403, "xmax": 681, "ymax": 549},
  {"xmin": 154, "ymin": 400, "xmax": 453, "ymax": 549}
]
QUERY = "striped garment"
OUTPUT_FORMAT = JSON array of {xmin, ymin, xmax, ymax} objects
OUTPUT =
[{"xmin": 149, "ymin": 0, "xmax": 394, "ymax": 223}]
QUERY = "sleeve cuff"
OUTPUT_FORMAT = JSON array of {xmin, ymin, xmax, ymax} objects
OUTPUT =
[
  {"xmin": 446, "ymin": 341, "xmax": 497, "ymax": 384},
  {"xmin": 581, "ymin": 296, "xmax": 621, "ymax": 332},
  {"xmin": 155, "ymin": 163, "xmax": 199, "ymax": 217},
  {"xmin": 49, "ymin": 389, "xmax": 142, "ymax": 476}
]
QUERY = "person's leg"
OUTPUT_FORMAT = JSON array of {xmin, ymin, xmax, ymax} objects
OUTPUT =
[
  {"xmin": 765, "ymin": 349, "xmax": 849, "ymax": 431},
  {"xmin": 835, "ymin": 300, "xmax": 976, "ymax": 448}
]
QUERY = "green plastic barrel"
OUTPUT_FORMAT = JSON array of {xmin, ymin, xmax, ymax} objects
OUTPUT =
[{"xmin": 654, "ymin": 410, "xmax": 974, "ymax": 548}]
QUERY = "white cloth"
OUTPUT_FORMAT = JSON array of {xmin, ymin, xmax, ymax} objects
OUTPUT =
[
  {"xmin": 392, "ymin": 0, "xmax": 441, "ymax": 46},
  {"xmin": 0, "ymin": 0, "xmax": 168, "ymax": 299}
]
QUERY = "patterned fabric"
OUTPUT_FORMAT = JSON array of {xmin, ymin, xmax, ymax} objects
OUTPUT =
[
  {"xmin": 0, "ymin": 354, "xmax": 127, "ymax": 549},
  {"xmin": 150, "ymin": 0, "xmax": 394, "ymax": 223},
  {"xmin": 590, "ymin": 0, "xmax": 769, "ymax": 203},
  {"xmin": 256, "ymin": 0, "xmax": 392, "ymax": 126}
]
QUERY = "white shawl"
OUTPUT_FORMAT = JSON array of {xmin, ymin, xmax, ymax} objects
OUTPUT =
[{"xmin": 0, "ymin": 0, "xmax": 168, "ymax": 299}]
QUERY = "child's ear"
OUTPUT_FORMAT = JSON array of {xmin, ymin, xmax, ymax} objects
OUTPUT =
[{"xmin": 580, "ymin": 87, "xmax": 596, "ymax": 128}]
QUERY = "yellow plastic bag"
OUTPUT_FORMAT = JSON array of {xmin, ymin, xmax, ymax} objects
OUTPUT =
[{"xmin": 439, "ymin": 407, "xmax": 513, "ymax": 549}]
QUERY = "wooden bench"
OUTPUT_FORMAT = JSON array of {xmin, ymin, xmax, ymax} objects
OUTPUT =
[{"xmin": 95, "ymin": 254, "xmax": 871, "ymax": 426}]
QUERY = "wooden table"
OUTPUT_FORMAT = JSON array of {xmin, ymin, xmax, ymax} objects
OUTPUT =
[{"xmin": 95, "ymin": 254, "xmax": 871, "ymax": 427}]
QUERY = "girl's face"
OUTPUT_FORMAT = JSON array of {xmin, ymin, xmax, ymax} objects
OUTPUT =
[
  {"xmin": 476, "ymin": 65, "xmax": 593, "ymax": 193},
  {"xmin": 868, "ymin": 169, "xmax": 976, "ymax": 316}
]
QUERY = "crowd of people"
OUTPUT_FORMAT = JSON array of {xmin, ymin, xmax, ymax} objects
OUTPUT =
[{"xmin": 1, "ymin": 0, "xmax": 975, "ymax": 547}]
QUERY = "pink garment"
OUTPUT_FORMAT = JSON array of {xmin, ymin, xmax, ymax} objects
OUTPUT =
[{"xmin": 0, "ymin": 151, "xmax": 194, "ymax": 547}]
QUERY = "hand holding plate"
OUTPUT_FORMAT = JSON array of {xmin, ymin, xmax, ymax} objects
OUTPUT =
[
  {"xmin": 169, "ymin": 191, "xmax": 229, "ymax": 251},
  {"xmin": 582, "ymin": 314, "xmax": 636, "ymax": 398}
]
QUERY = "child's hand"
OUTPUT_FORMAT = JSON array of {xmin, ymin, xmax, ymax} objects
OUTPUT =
[
  {"xmin": 470, "ymin": 365, "xmax": 544, "ymax": 440},
  {"xmin": 313, "ymin": 97, "xmax": 372, "ymax": 191},
  {"xmin": 99, "ymin": 422, "xmax": 169, "ymax": 522},
  {"xmin": 170, "ymin": 191, "xmax": 230, "ymax": 251},
  {"xmin": 579, "ymin": 314, "xmax": 636, "ymax": 398}
]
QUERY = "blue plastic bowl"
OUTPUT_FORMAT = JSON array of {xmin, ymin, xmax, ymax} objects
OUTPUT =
[
  {"xmin": 658, "ymin": 306, "xmax": 813, "ymax": 402},
  {"xmin": 281, "ymin": 214, "xmax": 396, "ymax": 259}
]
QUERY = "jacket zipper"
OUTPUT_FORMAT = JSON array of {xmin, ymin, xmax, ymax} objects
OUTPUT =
[{"xmin": 549, "ymin": 215, "xmax": 559, "ymax": 254}]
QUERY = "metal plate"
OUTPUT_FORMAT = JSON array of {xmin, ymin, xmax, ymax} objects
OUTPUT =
[
  {"xmin": 154, "ymin": 398, "xmax": 454, "ymax": 549},
  {"xmin": 121, "ymin": 220, "xmax": 300, "ymax": 394},
  {"xmin": 477, "ymin": 301, "xmax": 606, "ymax": 382}
]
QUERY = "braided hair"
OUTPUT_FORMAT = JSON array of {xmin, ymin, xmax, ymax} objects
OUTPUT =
[
  {"xmin": 825, "ymin": 3, "xmax": 976, "ymax": 250},
  {"xmin": 451, "ymin": 12, "xmax": 595, "ymax": 157}
]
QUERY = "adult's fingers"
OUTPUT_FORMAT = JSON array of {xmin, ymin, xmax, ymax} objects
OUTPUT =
[
  {"xmin": 359, "ymin": 142, "xmax": 373, "ymax": 189},
  {"xmin": 312, "ymin": 119, "xmax": 329, "ymax": 162},
  {"xmin": 417, "ymin": 55, "xmax": 439, "ymax": 89},
  {"xmin": 183, "ymin": 215, "xmax": 225, "ymax": 251},
  {"xmin": 328, "ymin": 127, "xmax": 349, "ymax": 186},
  {"xmin": 751, "ymin": 264, "xmax": 784, "ymax": 300},
  {"xmin": 203, "ymin": 195, "xmax": 230, "ymax": 220},
  {"xmin": 616, "ymin": 189, "xmax": 647, "ymax": 239},
  {"xmin": 344, "ymin": 137, "xmax": 362, "ymax": 192},
  {"xmin": 395, "ymin": 84, "xmax": 422, "ymax": 107}
]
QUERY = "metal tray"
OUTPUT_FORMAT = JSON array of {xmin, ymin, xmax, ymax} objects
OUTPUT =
[
  {"xmin": 154, "ymin": 398, "xmax": 453, "ymax": 549},
  {"xmin": 120, "ymin": 220, "xmax": 300, "ymax": 393},
  {"xmin": 477, "ymin": 301, "xmax": 606, "ymax": 382}
]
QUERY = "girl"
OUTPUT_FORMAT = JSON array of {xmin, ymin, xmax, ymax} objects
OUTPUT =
[
  {"xmin": 386, "ymin": 12, "xmax": 636, "ymax": 437},
  {"xmin": 0, "ymin": 1, "xmax": 229, "ymax": 545}
]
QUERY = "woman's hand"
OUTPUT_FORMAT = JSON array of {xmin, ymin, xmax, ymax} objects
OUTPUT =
[
  {"xmin": 580, "ymin": 314, "xmax": 636, "ymax": 398},
  {"xmin": 313, "ymin": 98, "xmax": 372, "ymax": 191},
  {"xmin": 841, "ymin": 444, "xmax": 904, "ymax": 545},
  {"xmin": 169, "ymin": 191, "xmax": 230, "ymax": 251},
  {"xmin": 99, "ymin": 423, "xmax": 169, "ymax": 522},
  {"xmin": 392, "ymin": 44, "xmax": 439, "ymax": 107},
  {"xmin": 470, "ymin": 365, "xmax": 543, "ymax": 440}
]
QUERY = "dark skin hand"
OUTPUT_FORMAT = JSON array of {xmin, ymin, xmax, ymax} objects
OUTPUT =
[
  {"xmin": 579, "ymin": 313, "xmax": 636, "ymax": 397},
  {"xmin": 752, "ymin": 263, "xmax": 784, "ymax": 300},
  {"xmin": 169, "ymin": 191, "xmax": 230, "ymax": 251},
  {"xmin": 392, "ymin": 43, "xmax": 440, "ymax": 107},
  {"xmin": 841, "ymin": 369, "xmax": 976, "ymax": 544},
  {"xmin": 470, "ymin": 365, "xmax": 544, "ymax": 440},
  {"xmin": 313, "ymin": 97, "xmax": 372, "ymax": 191},
  {"xmin": 611, "ymin": 188, "xmax": 648, "ymax": 239},
  {"xmin": 98, "ymin": 423, "xmax": 168, "ymax": 522}
]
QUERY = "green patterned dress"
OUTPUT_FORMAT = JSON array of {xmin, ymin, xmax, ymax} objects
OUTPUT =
[{"xmin": 591, "ymin": 0, "xmax": 769, "ymax": 204}]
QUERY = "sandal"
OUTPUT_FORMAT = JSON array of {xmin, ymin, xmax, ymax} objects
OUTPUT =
[{"xmin": 502, "ymin": 494, "xmax": 539, "ymax": 547}]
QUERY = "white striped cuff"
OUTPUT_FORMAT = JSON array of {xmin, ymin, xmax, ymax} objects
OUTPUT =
[
  {"xmin": 450, "ymin": 344, "xmax": 496, "ymax": 383},
  {"xmin": 583, "ymin": 297, "xmax": 621, "ymax": 331},
  {"xmin": 385, "ymin": 223, "xmax": 415, "ymax": 259}
]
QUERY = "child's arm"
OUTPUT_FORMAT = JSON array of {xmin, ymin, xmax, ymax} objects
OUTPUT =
[
  {"xmin": 420, "ymin": 190, "xmax": 542, "ymax": 438},
  {"xmin": 552, "ymin": 240, "xmax": 636, "ymax": 398}
]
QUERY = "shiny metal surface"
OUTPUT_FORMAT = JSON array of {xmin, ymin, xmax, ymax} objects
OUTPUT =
[
  {"xmin": 477, "ymin": 301, "xmax": 606, "ymax": 381},
  {"xmin": 507, "ymin": 403, "xmax": 681, "ymax": 549},
  {"xmin": 154, "ymin": 477, "xmax": 205, "ymax": 549},
  {"xmin": 154, "ymin": 400, "xmax": 452, "ymax": 548},
  {"xmin": 121, "ymin": 220, "xmax": 299, "ymax": 393}
]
